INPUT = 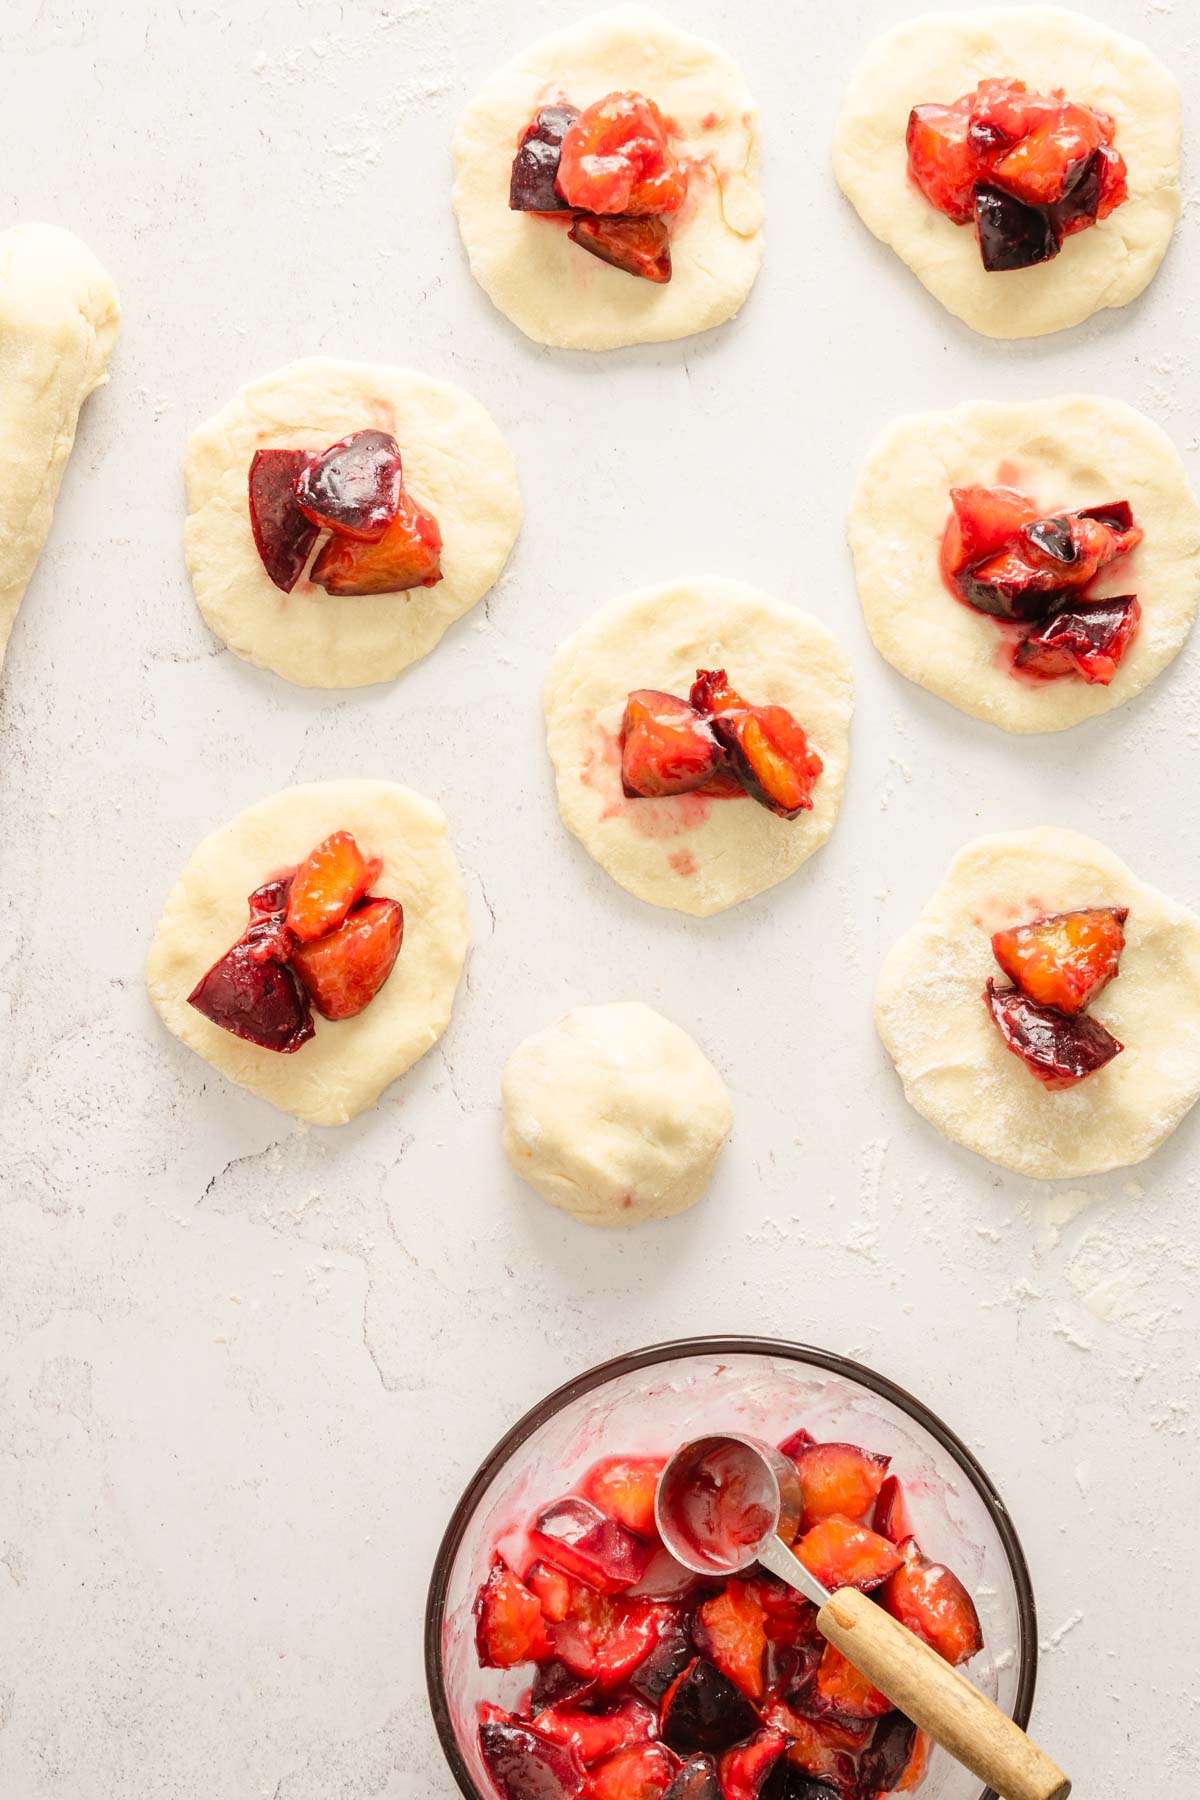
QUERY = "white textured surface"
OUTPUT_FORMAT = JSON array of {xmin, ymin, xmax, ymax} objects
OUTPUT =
[{"xmin": 0, "ymin": 2, "xmax": 1197, "ymax": 1797}]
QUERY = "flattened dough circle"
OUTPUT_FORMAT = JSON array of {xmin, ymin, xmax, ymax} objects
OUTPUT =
[
  {"xmin": 833, "ymin": 7, "xmax": 1181, "ymax": 339},
  {"xmin": 0, "ymin": 224, "xmax": 119, "ymax": 674},
  {"xmin": 185, "ymin": 358, "xmax": 521, "ymax": 689},
  {"xmin": 876, "ymin": 828, "xmax": 1200, "ymax": 1178},
  {"xmin": 452, "ymin": 5, "xmax": 763, "ymax": 350},
  {"xmin": 544, "ymin": 576, "xmax": 852, "ymax": 917},
  {"xmin": 146, "ymin": 781, "xmax": 468, "ymax": 1126},
  {"xmin": 847, "ymin": 395, "xmax": 1200, "ymax": 733}
]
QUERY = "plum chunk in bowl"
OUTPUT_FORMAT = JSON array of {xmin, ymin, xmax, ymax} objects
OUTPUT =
[{"xmin": 424, "ymin": 1338, "xmax": 1038, "ymax": 1800}]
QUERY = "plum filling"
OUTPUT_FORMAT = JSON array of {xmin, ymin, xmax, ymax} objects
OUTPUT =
[
  {"xmin": 247, "ymin": 429, "xmax": 442, "ymax": 595},
  {"xmin": 941, "ymin": 485, "xmax": 1142, "ymax": 682},
  {"xmin": 907, "ymin": 77, "xmax": 1128, "ymax": 270},
  {"xmin": 984, "ymin": 902, "xmax": 1128, "ymax": 1086},
  {"xmin": 508, "ymin": 89, "xmax": 685, "ymax": 283},
  {"xmin": 469, "ymin": 1431, "xmax": 982, "ymax": 1800},
  {"xmin": 187, "ymin": 830, "xmax": 403, "ymax": 1052},
  {"xmin": 619, "ymin": 676, "xmax": 822, "ymax": 818}
]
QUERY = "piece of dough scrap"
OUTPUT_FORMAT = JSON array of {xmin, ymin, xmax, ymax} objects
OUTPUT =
[
  {"xmin": 834, "ymin": 7, "xmax": 1181, "ymax": 339},
  {"xmin": 848, "ymin": 395, "xmax": 1200, "ymax": 734},
  {"xmin": 185, "ymin": 358, "xmax": 521, "ymax": 689},
  {"xmin": 876, "ymin": 828, "xmax": 1200, "ymax": 1179},
  {"xmin": 452, "ymin": 5, "xmax": 763, "ymax": 350},
  {"xmin": 544, "ymin": 576, "xmax": 852, "ymax": 917},
  {"xmin": 0, "ymin": 224, "xmax": 119, "ymax": 674},
  {"xmin": 147, "ymin": 781, "xmax": 468, "ymax": 1126}
]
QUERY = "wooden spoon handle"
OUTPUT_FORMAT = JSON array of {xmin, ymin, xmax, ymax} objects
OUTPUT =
[{"xmin": 817, "ymin": 1586, "xmax": 1069, "ymax": 1800}]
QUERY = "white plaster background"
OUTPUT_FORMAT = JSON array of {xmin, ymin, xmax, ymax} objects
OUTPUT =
[{"xmin": 0, "ymin": 0, "xmax": 1196, "ymax": 1794}]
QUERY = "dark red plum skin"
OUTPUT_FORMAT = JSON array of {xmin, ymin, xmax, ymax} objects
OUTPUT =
[
  {"xmin": 985, "ymin": 980, "xmax": 1123, "ymax": 1088},
  {"xmin": 530, "ymin": 1497, "xmax": 653, "ymax": 1594},
  {"xmin": 510, "ymin": 105, "xmax": 580, "ymax": 211},
  {"xmin": 479, "ymin": 1721, "xmax": 585, "ymax": 1800},
  {"xmin": 659, "ymin": 1659, "xmax": 758, "ymax": 1754},
  {"xmin": 294, "ymin": 430, "xmax": 404, "ymax": 542},
  {"xmin": 1014, "ymin": 595, "xmax": 1139, "ymax": 683},
  {"xmin": 248, "ymin": 448, "xmax": 319, "ymax": 593},
  {"xmin": 188, "ymin": 934, "xmax": 314, "ymax": 1053},
  {"xmin": 974, "ymin": 183, "xmax": 1061, "ymax": 271}
]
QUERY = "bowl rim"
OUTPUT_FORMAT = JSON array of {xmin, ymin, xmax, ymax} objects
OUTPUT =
[{"xmin": 424, "ymin": 1334, "xmax": 1039, "ymax": 1800}]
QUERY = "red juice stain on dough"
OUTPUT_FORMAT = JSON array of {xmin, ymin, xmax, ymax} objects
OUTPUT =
[
  {"xmin": 669, "ymin": 849, "xmax": 697, "ymax": 877},
  {"xmin": 995, "ymin": 460, "xmax": 1025, "ymax": 488},
  {"xmin": 582, "ymin": 723, "xmax": 739, "ymax": 837},
  {"xmin": 661, "ymin": 1439, "xmax": 774, "ymax": 1573}
]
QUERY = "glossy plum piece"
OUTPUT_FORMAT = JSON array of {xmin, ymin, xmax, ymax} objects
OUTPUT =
[
  {"xmin": 480, "ymin": 1719, "xmax": 586, "ymax": 1800},
  {"xmin": 310, "ymin": 490, "xmax": 443, "ymax": 595},
  {"xmin": 761, "ymin": 1704, "xmax": 864, "ymax": 1790},
  {"xmin": 286, "ymin": 830, "xmax": 382, "ymax": 944},
  {"xmin": 906, "ymin": 99, "xmax": 976, "ymax": 223},
  {"xmin": 589, "ymin": 1742, "xmax": 678, "ymax": 1800},
  {"xmin": 1014, "ymin": 595, "xmax": 1140, "ymax": 685},
  {"xmin": 532, "ymin": 1698, "xmax": 656, "ymax": 1766},
  {"xmin": 792, "ymin": 1443, "xmax": 890, "ymax": 1528},
  {"xmin": 718, "ymin": 1730, "xmax": 787, "ymax": 1800},
  {"xmin": 629, "ymin": 1613, "xmax": 694, "ymax": 1706},
  {"xmin": 531, "ymin": 1661, "xmax": 596, "ymax": 1713},
  {"xmin": 476, "ymin": 1557, "xmax": 552, "ymax": 1669},
  {"xmin": 659, "ymin": 1659, "xmax": 758, "ymax": 1754},
  {"xmin": 294, "ymin": 430, "xmax": 404, "ymax": 542},
  {"xmin": 691, "ymin": 670, "xmax": 823, "ymax": 819},
  {"xmin": 661, "ymin": 1753, "xmax": 720, "ymax": 1800},
  {"xmin": 857, "ymin": 1714, "xmax": 919, "ymax": 1794},
  {"xmin": 292, "ymin": 896, "xmax": 404, "ymax": 1021},
  {"xmin": 974, "ymin": 183, "xmax": 1060, "ymax": 272},
  {"xmin": 510, "ymin": 105, "xmax": 580, "ymax": 211},
  {"xmin": 794, "ymin": 1518, "xmax": 902, "ymax": 1593},
  {"xmin": 812, "ymin": 1643, "xmax": 891, "ymax": 1720},
  {"xmin": 569, "ymin": 215, "xmax": 672, "ymax": 283},
  {"xmin": 991, "ymin": 907, "xmax": 1128, "ymax": 1016},
  {"xmin": 621, "ymin": 692, "xmax": 723, "ymax": 798},
  {"xmin": 556, "ymin": 92, "xmax": 686, "ymax": 216},
  {"xmin": 985, "ymin": 980, "xmax": 1124, "ymax": 1090},
  {"xmin": 989, "ymin": 104, "xmax": 1104, "ymax": 206},
  {"xmin": 583, "ymin": 1455, "xmax": 667, "ymax": 1538},
  {"xmin": 248, "ymin": 448, "xmax": 319, "ymax": 592},
  {"xmin": 694, "ymin": 1581, "xmax": 768, "ymax": 1700},
  {"xmin": 187, "ymin": 933, "xmax": 314, "ymax": 1053},
  {"xmin": 882, "ymin": 1540, "xmax": 983, "ymax": 1669},
  {"xmin": 871, "ymin": 1476, "xmax": 913, "ymax": 1547},
  {"xmin": 531, "ymin": 1498, "xmax": 655, "ymax": 1594}
]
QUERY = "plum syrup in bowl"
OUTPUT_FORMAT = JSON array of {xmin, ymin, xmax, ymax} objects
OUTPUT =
[{"xmin": 424, "ymin": 1337, "xmax": 1038, "ymax": 1800}]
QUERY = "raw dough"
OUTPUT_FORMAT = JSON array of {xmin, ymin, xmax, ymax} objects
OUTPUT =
[
  {"xmin": 833, "ymin": 7, "xmax": 1181, "ymax": 339},
  {"xmin": 0, "ymin": 224, "xmax": 119, "ymax": 674},
  {"xmin": 146, "ymin": 780, "xmax": 468, "ymax": 1127},
  {"xmin": 185, "ymin": 358, "xmax": 521, "ymax": 689},
  {"xmin": 876, "ymin": 828, "xmax": 1200, "ymax": 1179},
  {"xmin": 544, "ymin": 577, "xmax": 853, "ymax": 917},
  {"xmin": 847, "ymin": 395, "xmax": 1200, "ymax": 733},
  {"xmin": 451, "ymin": 5, "xmax": 763, "ymax": 351},
  {"xmin": 501, "ymin": 1002, "xmax": 731, "ymax": 1226}
]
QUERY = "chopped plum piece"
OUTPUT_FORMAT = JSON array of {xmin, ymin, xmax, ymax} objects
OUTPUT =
[
  {"xmin": 527, "ymin": 1560, "xmax": 575, "ymax": 1622},
  {"xmin": 792, "ymin": 1443, "xmax": 889, "ymax": 1529},
  {"xmin": 532, "ymin": 1498, "xmax": 655, "ymax": 1595},
  {"xmin": 556, "ymin": 93, "xmax": 686, "ymax": 216},
  {"xmin": 187, "ymin": 933, "xmax": 314, "ymax": 1053},
  {"xmin": 588, "ymin": 1742, "xmax": 677, "ymax": 1800},
  {"xmin": 533, "ymin": 1698, "xmax": 657, "ymax": 1767},
  {"xmin": 717, "ymin": 1729, "xmax": 786, "ymax": 1800},
  {"xmin": 974, "ymin": 183, "xmax": 1061, "ymax": 272},
  {"xmin": 621, "ymin": 693, "xmax": 723, "ymax": 798},
  {"xmin": 812, "ymin": 1644, "xmax": 891, "ymax": 1721},
  {"xmin": 662, "ymin": 1753, "xmax": 720, "ymax": 1800},
  {"xmin": 533, "ymin": 1661, "xmax": 597, "ymax": 1713},
  {"xmin": 694, "ymin": 1581, "xmax": 767, "ymax": 1701},
  {"xmin": 248, "ymin": 448, "xmax": 319, "ymax": 593},
  {"xmin": 583, "ymin": 1455, "xmax": 666, "ymax": 1538},
  {"xmin": 248, "ymin": 877, "xmax": 292, "ymax": 921},
  {"xmin": 630, "ymin": 1613, "xmax": 694, "ymax": 1705},
  {"xmin": 310, "ymin": 490, "xmax": 443, "ymax": 595},
  {"xmin": 659, "ymin": 1659, "xmax": 757, "ymax": 1754},
  {"xmin": 476, "ymin": 1556, "xmax": 552, "ymax": 1669},
  {"xmin": 746, "ymin": 1576, "xmax": 819, "ymax": 1648},
  {"xmin": 985, "ymin": 980, "xmax": 1124, "ymax": 1089},
  {"xmin": 591, "ymin": 1604, "xmax": 677, "ymax": 1691},
  {"xmin": 989, "ymin": 104, "xmax": 1106, "ymax": 206},
  {"xmin": 882, "ymin": 1540, "xmax": 983, "ymax": 1667},
  {"xmin": 857, "ymin": 1713, "xmax": 919, "ymax": 1794},
  {"xmin": 691, "ymin": 670, "xmax": 823, "ymax": 819},
  {"xmin": 894, "ymin": 1728, "xmax": 929, "ymax": 1791},
  {"xmin": 942, "ymin": 486, "xmax": 1039, "ymax": 577},
  {"xmin": 763, "ymin": 1702, "xmax": 865, "ymax": 1789},
  {"xmin": 946, "ymin": 489, "xmax": 1141, "ymax": 624},
  {"xmin": 1014, "ymin": 595, "xmax": 1140, "ymax": 685},
  {"xmin": 794, "ymin": 1518, "xmax": 902, "ymax": 1593},
  {"xmin": 906, "ymin": 98, "xmax": 976, "ymax": 224},
  {"xmin": 480, "ymin": 1718, "xmax": 587, "ymax": 1800},
  {"xmin": 292, "ymin": 896, "xmax": 403, "ymax": 1021},
  {"xmin": 294, "ymin": 429, "xmax": 404, "ymax": 542},
  {"xmin": 511, "ymin": 104, "xmax": 581, "ymax": 212},
  {"xmin": 871, "ymin": 1475, "xmax": 913, "ymax": 1547},
  {"xmin": 991, "ymin": 907, "xmax": 1128, "ymax": 1016},
  {"xmin": 286, "ymin": 831, "xmax": 382, "ymax": 944},
  {"xmin": 776, "ymin": 1428, "xmax": 814, "ymax": 1460},
  {"xmin": 569, "ymin": 215, "xmax": 672, "ymax": 283}
]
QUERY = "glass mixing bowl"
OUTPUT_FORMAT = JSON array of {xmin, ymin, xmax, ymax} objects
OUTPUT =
[{"xmin": 425, "ymin": 1337, "xmax": 1038, "ymax": 1800}]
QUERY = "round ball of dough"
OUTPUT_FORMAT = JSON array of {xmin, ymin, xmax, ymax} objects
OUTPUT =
[{"xmin": 501, "ymin": 1003, "xmax": 732, "ymax": 1226}]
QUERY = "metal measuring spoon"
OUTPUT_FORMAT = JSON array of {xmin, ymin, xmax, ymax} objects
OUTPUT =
[{"xmin": 655, "ymin": 1433, "xmax": 1070, "ymax": 1800}]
